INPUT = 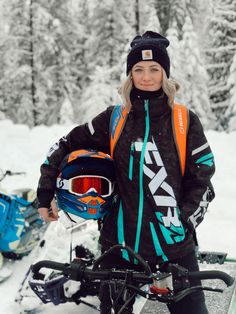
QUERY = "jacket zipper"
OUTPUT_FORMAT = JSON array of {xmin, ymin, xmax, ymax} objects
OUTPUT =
[
  {"xmin": 134, "ymin": 99, "xmax": 150, "ymax": 259},
  {"xmin": 128, "ymin": 143, "xmax": 135, "ymax": 180}
]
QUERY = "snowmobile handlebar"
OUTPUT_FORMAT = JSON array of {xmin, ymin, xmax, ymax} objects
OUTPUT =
[
  {"xmin": 183, "ymin": 269, "xmax": 234, "ymax": 286},
  {"xmin": 31, "ymin": 244, "xmax": 153, "ymax": 282},
  {"xmin": 0, "ymin": 169, "xmax": 26, "ymax": 182},
  {"xmin": 31, "ymin": 245, "xmax": 235, "ymax": 298},
  {"xmin": 31, "ymin": 258, "xmax": 234, "ymax": 288}
]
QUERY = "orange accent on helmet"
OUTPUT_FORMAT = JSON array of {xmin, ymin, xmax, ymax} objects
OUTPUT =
[
  {"xmin": 79, "ymin": 195, "xmax": 105, "ymax": 205},
  {"xmin": 87, "ymin": 208, "xmax": 97, "ymax": 215},
  {"xmin": 68, "ymin": 150, "xmax": 112, "ymax": 163},
  {"xmin": 68, "ymin": 150, "xmax": 89, "ymax": 163}
]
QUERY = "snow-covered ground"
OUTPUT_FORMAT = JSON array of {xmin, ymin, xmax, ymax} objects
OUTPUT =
[{"xmin": 0, "ymin": 119, "xmax": 236, "ymax": 313}]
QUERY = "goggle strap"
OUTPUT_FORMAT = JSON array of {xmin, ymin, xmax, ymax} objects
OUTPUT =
[{"xmin": 56, "ymin": 178, "xmax": 70, "ymax": 190}]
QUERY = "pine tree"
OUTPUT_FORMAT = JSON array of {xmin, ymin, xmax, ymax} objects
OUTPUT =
[
  {"xmin": 109, "ymin": 0, "xmax": 136, "ymax": 81},
  {"xmin": 155, "ymin": 0, "xmax": 197, "ymax": 37},
  {"xmin": 78, "ymin": 0, "xmax": 136, "ymax": 121},
  {"xmin": 79, "ymin": 66, "xmax": 116, "ymax": 123},
  {"xmin": 166, "ymin": 24, "xmax": 184, "ymax": 86},
  {"xmin": 0, "ymin": 0, "xmax": 84, "ymax": 126},
  {"xmin": 78, "ymin": 0, "xmax": 115, "ymax": 120},
  {"xmin": 138, "ymin": 0, "xmax": 161, "ymax": 34},
  {"xmin": 32, "ymin": 0, "xmax": 82, "ymax": 125},
  {"xmin": 180, "ymin": 16, "xmax": 216, "ymax": 128},
  {"xmin": 0, "ymin": 37, "xmax": 6, "ymax": 120},
  {"xmin": 59, "ymin": 96, "xmax": 74, "ymax": 125},
  {"xmin": 206, "ymin": 0, "xmax": 236, "ymax": 129},
  {"xmin": 0, "ymin": 0, "xmax": 34, "ymax": 126},
  {"xmin": 1, "ymin": 0, "xmax": 234, "ymax": 131}
]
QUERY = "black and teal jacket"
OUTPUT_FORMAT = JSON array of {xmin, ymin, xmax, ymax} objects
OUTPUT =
[{"xmin": 37, "ymin": 91, "xmax": 215, "ymax": 265}]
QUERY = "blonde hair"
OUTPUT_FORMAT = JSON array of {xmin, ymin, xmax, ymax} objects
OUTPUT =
[{"xmin": 120, "ymin": 67, "xmax": 180, "ymax": 110}]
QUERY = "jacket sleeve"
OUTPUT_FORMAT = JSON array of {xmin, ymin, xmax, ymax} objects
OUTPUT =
[
  {"xmin": 37, "ymin": 106, "xmax": 113, "ymax": 208},
  {"xmin": 179, "ymin": 110, "xmax": 215, "ymax": 232}
]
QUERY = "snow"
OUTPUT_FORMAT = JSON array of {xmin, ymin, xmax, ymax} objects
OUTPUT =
[{"xmin": 0, "ymin": 120, "xmax": 236, "ymax": 313}]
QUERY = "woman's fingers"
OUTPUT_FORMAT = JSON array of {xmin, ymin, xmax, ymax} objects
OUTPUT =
[
  {"xmin": 38, "ymin": 206, "xmax": 58, "ymax": 222},
  {"xmin": 50, "ymin": 199, "xmax": 59, "ymax": 220}
]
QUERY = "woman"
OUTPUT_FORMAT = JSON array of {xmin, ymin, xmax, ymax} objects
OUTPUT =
[{"xmin": 37, "ymin": 31, "xmax": 215, "ymax": 313}]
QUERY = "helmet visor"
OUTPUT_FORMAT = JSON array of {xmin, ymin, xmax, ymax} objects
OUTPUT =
[{"xmin": 69, "ymin": 175, "xmax": 113, "ymax": 197}]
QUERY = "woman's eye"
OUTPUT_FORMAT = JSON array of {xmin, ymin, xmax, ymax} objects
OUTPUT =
[
  {"xmin": 134, "ymin": 68, "xmax": 142, "ymax": 72},
  {"xmin": 151, "ymin": 68, "xmax": 159, "ymax": 71}
]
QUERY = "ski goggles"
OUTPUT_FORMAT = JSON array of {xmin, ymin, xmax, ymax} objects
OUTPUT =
[{"xmin": 57, "ymin": 175, "xmax": 114, "ymax": 197}]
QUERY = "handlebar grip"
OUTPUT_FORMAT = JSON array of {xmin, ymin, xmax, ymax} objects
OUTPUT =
[
  {"xmin": 189, "ymin": 270, "xmax": 235, "ymax": 287},
  {"xmin": 31, "ymin": 260, "xmax": 70, "ymax": 276},
  {"xmin": 2, "ymin": 170, "xmax": 26, "ymax": 177},
  {"xmin": 31, "ymin": 259, "xmax": 153, "ymax": 283}
]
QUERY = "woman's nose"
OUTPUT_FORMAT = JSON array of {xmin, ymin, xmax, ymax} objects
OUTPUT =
[{"xmin": 142, "ymin": 71, "xmax": 151, "ymax": 80}]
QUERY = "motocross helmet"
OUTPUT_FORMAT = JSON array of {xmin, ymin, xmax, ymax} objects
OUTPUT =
[{"xmin": 55, "ymin": 149, "xmax": 115, "ymax": 220}]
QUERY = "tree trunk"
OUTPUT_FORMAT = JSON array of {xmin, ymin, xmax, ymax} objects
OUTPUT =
[
  {"xmin": 29, "ymin": 0, "xmax": 37, "ymax": 125},
  {"xmin": 135, "ymin": 0, "xmax": 140, "ymax": 34}
]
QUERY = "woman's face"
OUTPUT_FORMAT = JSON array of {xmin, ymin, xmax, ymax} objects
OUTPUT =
[{"xmin": 131, "ymin": 61, "xmax": 163, "ymax": 91}]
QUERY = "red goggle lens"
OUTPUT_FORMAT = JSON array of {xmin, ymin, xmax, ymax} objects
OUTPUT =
[{"xmin": 71, "ymin": 176, "xmax": 110, "ymax": 196}]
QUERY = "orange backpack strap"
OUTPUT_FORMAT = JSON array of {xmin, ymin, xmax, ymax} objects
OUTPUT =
[
  {"xmin": 110, "ymin": 105, "xmax": 129, "ymax": 158},
  {"xmin": 110, "ymin": 103, "xmax": 189, "ymax": 175},
  {"xmin": 172, "ymin": 103, "xmax": 189, "ymax": 176}
]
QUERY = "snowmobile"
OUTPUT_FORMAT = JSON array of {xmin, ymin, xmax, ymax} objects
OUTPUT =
[
  {"xmin": 0, "ymin": 169, "xmax": 47, "ymax": 282},
  {"xmin": 28, "ymin": 244, "xmax": 235, "ymax": 314},
  {"xmin": 14, "ymin": 149, "xmax": 236, "ymax": 313}
]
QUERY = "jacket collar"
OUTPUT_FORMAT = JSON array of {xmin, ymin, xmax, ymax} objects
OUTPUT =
[{"xmin": 130, "ymin": 88, "xmax": 170, "ymax": 118}]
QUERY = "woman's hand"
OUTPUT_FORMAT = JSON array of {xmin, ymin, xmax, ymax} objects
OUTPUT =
[{"xmin": 38, "ymin": 198, "xmax": 59, "ymax": 222}]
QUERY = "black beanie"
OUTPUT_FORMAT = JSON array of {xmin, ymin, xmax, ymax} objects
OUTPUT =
[{"xmin": 126, "ymin": 31, "xmax": 170, "ymax": 77}]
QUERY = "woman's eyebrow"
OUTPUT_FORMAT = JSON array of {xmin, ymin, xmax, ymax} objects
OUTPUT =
[
  {"xmin": 133, "ymin": 64, "xmax": 160, "ymax": 70},
  {"xmin": 149, "ymin": 65, "xmax": 160, "ymax": 68}
]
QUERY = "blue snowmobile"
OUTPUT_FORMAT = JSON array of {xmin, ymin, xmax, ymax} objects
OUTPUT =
[{"xmin": 0, "ymin": 169, "xmax": 47, "ymax": 280}]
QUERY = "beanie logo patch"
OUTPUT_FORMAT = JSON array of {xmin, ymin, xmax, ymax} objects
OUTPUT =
[{"xmin": 142, "ymin": 50, "xmax": 153, "ymax": 60}]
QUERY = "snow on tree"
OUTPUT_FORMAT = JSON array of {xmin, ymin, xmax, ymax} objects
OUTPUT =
[
  {"xmin": 155, "ymin": 0, "xmax": 198, "ymax": 37},
  {"xmin": 83, "ymin": 0, "xmax": 116, "ymax": 71},
  {"xmin": 0, "ymin": 111, "xmax": 5, "ymax": 120},
  {"xmin": 0, "ymin": 0, "xmax": 34, "ymax": 127},
  {"xmin": 0, "ymin": 86, "xmax": 5, "ymax": 120},
  {"xmin": 79, "ymin": 66, "xmax": 117, "ymax": 124},
  {"xmin": 180, "ymin": 16, "xmax": 216, "ymax": 128},
  {"xmin": 226, "ymin": 52, "xmax": 236, "ymax": 131},
  {"xmin": 138, "ymin": 0, "xmax": 161, "ymax": 34},
  {"xmin": 66, "ymin": 0, "xmax": 94, "ymax": 121},
  {"xmin": 32, "ymin": 0, "xmax": 82, "ymax": 126},
  {"xmin": 193, "ymin": 0, "xmax": 212, "ymax": 46},
  {"xmin": 205, "ymin": 0, "xmax": 236, "ymax": 129},
  {"xmin": 0, "ymin": 0, "xmax": 83, "ymax": 126},
  {"xmin": 59, "ymin": 96, "xmax": 74, "ymax": 125},
  {"xmin": 0, "ymin": 0, "xmax": 235, "ymax": 131},
  {"xmin": 79, "ymin": 0, "xmax": 135, "ymax": 120},
  {"xmin": 108, "ymin": 0, "xmax": 136, "ymax": 81},
  {"xmin": 82, "ymin": 0, "xmax": 134, "ymax": 75},
  {"xmin": 166, "ymin": 24, "xmax": 184, "ymax": 89},
  {"xmin": 78, "ymin": 0, "xmax": 116, "ymax": 118}
]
